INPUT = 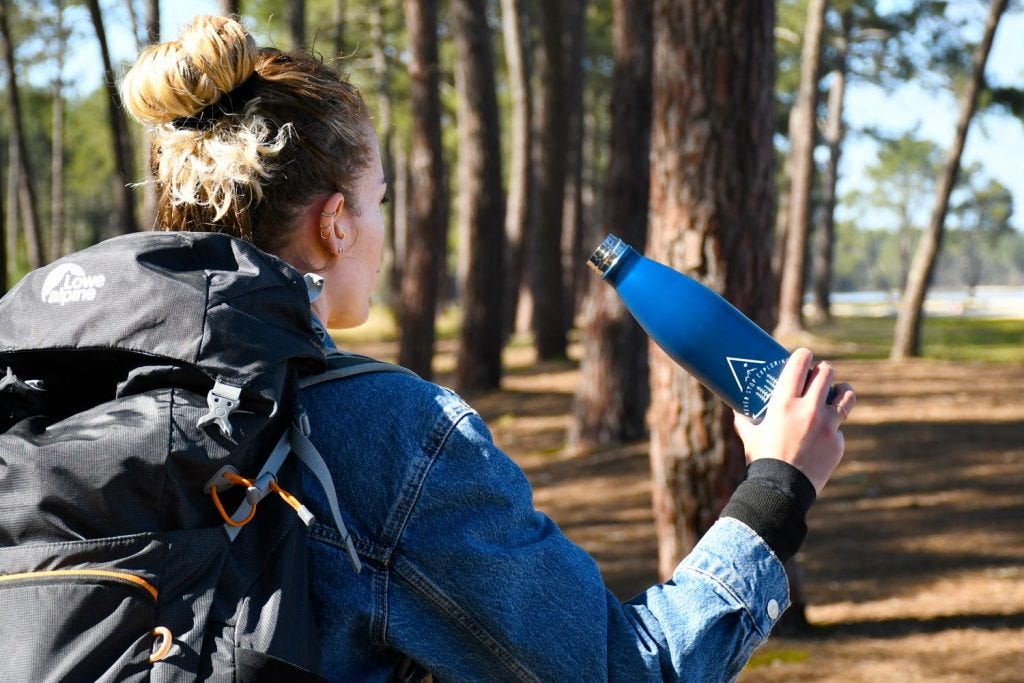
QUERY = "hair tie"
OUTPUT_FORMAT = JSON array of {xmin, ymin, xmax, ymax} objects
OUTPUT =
[{"xmin": 172, "ymin": 73, "xmax": 263, "ymax": 130}]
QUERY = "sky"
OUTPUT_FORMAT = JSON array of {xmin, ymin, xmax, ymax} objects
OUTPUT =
[
  {"xmin": 41, "ymin": 1, "xmax": 1024, "ymax": 232},
  {"xmin": 839, "ymin": 9, "xmax": 1024, "ymax": 230}
]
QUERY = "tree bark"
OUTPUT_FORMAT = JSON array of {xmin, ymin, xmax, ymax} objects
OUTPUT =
[
  {"xmin": 287, "ymin": 0, "xmax": 306, "ymax": 49},
  {"xmin": 333, "ymin": 0, "xmax": 346, "ymax": 58},
  {"xmin": 51, "ymin": 0, "xmax": 67, "ymax": 260},
  {"xmin": 499, "ymin": 0, "xmax": 532, "ymax": 341},
  {"xmin": 141, "ymin": 0, "xmax": 160, "ymax": 230},
  {"xmin": 84, "ymin": 0, "xmax": 139, "ymax": 236},
  {"xmin": 775, "ymin": 0, "xmax": 827, "ymax": 338},
  {"xmin": 530, "ymin": 0, "xmax": 569, "ymax": 360},
  {"xmin": 0, "ymin": 131, "xmax": 5, "ymax": 294},
  {"xmin": 0, "ymin": 0, "xmax": 45, "ymax": 268},
  {"xmin": 648, "ymin": 0, "xmax": 776, "ymax": 581},
  {"xmin": 5, "ymin": 139, "xmax": 17, "ymax": 276},
  {"xmin": 219, "ymin": 0, "xmax": 240, "ymax": 16},
  {"xmin": 891, "ymin": 0, "xmax": 1008, "ymax": 360},
  {"xmin": 398, "ymin": 0, "xmax": 447, "ymax": 379},
  {"xmin": 451, "ymin": 0, "xmax": 506, "ymax": 395},
  {"xmin": 370, "ymin": 2, "xmax": 401, "ymax": 309},
  {"xmin": 809, "ymin": 10, "xmax": 852, "ymax": 325},
  {"xmin": 561, "ymin": 0, "xmax": 588, "ymax": 322},
  {"xmin": 145, "ymin": 0, "xmax": 160, "ymax": 43},
  {"xmin": 570, "ymin": 0, "xmax": 653, "ymax": 450},
  {"xmin": 124, "ymin": 0, "xmax": 143, "ymax": 51}
]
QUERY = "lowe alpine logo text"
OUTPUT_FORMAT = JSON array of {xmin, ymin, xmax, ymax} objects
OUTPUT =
[{"xmin": 40, "ymin": 263, "xmax": 107, "ymax": 305}]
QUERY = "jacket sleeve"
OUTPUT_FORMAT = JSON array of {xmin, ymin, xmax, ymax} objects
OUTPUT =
[{"xmin": 383, "ymin": 407, "xmax": 790, "ymax": 683}]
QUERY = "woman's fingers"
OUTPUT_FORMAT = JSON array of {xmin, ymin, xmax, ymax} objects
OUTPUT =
[
  {"xmin": 805, "ymin": 360, "xmax": 836, "ymax": 406},
  {"xmin": 829, "ymin": 382, "xmax": 856, "ymax": 426},
  {"xmin": 774, "ymin": 348, "xmax": 814, "ymax": 401}
]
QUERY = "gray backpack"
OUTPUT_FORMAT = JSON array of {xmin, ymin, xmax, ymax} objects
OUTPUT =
[{"xmin": 0, "ymin": 232, "xmax": 400, "ymax": 682}]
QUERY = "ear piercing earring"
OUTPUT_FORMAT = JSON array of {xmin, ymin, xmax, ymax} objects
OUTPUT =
[{"xmin": 319, "ymin": 209, "xmax": 336, "ymax": 241}]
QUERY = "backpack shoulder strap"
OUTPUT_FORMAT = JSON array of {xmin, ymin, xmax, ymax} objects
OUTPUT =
[
  {"xmin": 299, "ymin": 349, "xmax": 418, "ymax": 390},
  {"xmin": 288, "ymin": 350, "xmax": 416, "ymax": 573}
]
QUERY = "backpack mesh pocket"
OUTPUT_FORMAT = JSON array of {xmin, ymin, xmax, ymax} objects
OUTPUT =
[{"xmin": 0, "ymin": 533, "xmax": 173, "ymax": 682}]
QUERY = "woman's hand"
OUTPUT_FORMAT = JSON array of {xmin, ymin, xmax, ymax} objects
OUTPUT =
[{"xmin": 733, "ymin": 347, "xmax": 856, "ymax": 494}]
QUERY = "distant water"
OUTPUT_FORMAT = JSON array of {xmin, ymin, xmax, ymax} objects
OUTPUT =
[{"xmin": 821, "ymin": 287, "xmax": 1024, "ymax": 318}]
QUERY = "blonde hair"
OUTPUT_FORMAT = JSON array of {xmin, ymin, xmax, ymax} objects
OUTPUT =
[{"xmin": 121, "ymin": 15, "xmax": 372, "ymax": 253}]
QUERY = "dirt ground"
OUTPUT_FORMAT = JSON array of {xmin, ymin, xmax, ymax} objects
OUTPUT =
[{"xmin": 354, "ymin": 339, "xmax": 1024, "ymax": 681}]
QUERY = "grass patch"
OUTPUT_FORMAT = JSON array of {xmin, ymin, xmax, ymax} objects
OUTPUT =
[
  {"xmin": 329, "ymin": 304, "xmax": 462, "ymax": 345},
  {"xmin": 329, "ymin": 307, "xmax": 1024, "ymax": 365},
  {"xmin": 809, "ymin": 316, "xmax": 1024, "ymax": 363},
  {"xmin": 744, "ymin": 648, "xmax": 812, "ymax": 669},
  {"xmin": 329, "ymin": 305, "xmax": 400, "ymax": 344}
]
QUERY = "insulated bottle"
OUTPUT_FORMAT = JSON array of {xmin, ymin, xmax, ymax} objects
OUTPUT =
[{"xmin": 588, "ymin": 234, "xmax": 792, "ymax": 422}]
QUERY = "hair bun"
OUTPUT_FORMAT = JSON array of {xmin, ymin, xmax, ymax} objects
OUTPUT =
[{"xmin": 121, "ymin": 15, "xmax": 258, "ymax": 126}]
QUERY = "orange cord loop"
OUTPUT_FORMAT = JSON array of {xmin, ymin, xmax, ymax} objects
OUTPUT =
[
  {"xmin": 149, "ymin": 626, "xmax": 173, "ymax": 663},
  {"xmin": 209, "ymin": 471, "xmax": 312, "ymax": 527},
  {"xmin": 209, "ymin": 471, "xmax": 258, "ymax": 527}
]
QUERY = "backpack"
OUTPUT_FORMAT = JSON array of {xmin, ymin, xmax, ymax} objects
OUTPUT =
[{"xmin": 0, "ymin": 232, "xmax": 408, "ymax": 682}]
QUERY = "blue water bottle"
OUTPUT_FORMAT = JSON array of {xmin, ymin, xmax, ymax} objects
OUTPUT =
[{"xmin": 588, "ymin": 234, "xmax": 791, "ymax": 422}]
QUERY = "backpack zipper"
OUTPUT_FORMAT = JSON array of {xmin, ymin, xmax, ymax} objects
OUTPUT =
[{"xmin": 0, "ymin": 569, "xmax": 159, "ymax": 602}]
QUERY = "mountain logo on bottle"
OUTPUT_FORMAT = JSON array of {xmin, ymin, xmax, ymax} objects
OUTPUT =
[
  {"xmin": 727, "ymin": 357, "xmax": 767, "ymax": 392},
  {"xmin": 735, "ymin": 357, "xmax": 788, "ymax": 422}
]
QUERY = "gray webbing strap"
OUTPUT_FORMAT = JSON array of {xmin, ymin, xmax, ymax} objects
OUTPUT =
[
  {"xmin": 223, "ymin": 429, "xmax": 293, "ymax": 542},
  {"xmin": 290, "ymin": 425, "xmax": 363, "ymax": 573},
  {"xmin": 222, "ymin": 419, "xmax": 362, "ymax": 573},
  {"xmin": 280, "ymin": 349, "xmax": 415, "ymax": 572},
  {"xmin": 299, "ymin": 351, "xmax": 418, "ymax": 391}
]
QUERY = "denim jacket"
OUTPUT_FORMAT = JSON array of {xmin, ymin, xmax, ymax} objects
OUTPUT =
[{"xmin": 298, "ymin": 339, "xmax": 791, "ymax": 682}]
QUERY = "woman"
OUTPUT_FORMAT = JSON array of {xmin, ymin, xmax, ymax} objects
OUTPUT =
[{"xmin": 121, "ymin": 15, "xmax": 855, "ymax": 682}]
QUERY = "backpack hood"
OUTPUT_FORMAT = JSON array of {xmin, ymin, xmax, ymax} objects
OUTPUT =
[{"xmin": 0, "ymin": 231, "xmax": 325, "ymax": 381}]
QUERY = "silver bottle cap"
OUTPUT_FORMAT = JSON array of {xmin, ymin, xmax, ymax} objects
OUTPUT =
[{"xmin": 587, "ymin": 234, "xmax": 627, "ymax": 275}]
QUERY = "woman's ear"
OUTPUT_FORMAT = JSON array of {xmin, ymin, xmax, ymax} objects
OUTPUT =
[{"xmin": 318, "ymin": 192, "xmax": 347, "ymax": 253}]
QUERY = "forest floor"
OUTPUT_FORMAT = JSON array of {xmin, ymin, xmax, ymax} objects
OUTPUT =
[{"xmin": 342, "ymin": 333, "xmax": 1024, "ymax": 682}]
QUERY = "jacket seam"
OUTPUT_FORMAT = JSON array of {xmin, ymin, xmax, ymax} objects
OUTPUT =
[
  {"xmin": 376, "ymin": 403, "xmax": 474, "ymax": 649},
  {"xmin": 308, "ymin": 523, "xmax": 387, "ymax": 565},
  {"xmin": 378, "ymin": 403, "xmax": 474, "ymax": 558},
  {"xmin": 391, "ymin": 552, "xmax": 541, "ymax": 683}
]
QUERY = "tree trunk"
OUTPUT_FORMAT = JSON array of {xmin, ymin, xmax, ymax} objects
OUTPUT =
[
  {"xmin": 51, "ymin": 0, "xmax": 67, "ymax": 260},
  {"xmin": 145, "ymin": 0, "xmax": 159, "ymax": 43},
  {"xmin": 499, "ymin": 0, "xmax": 532, "ymax": 341},
  {"xmin": 141, "ymin": 0, "xmax": 160, "ymax": 230},
  {"xmin": 561, "ymin": 0, "xmax": 588, "ymax": 322},
  {"xmin": 530, "ymin": 0, "xmax": 569, "ymax": 360},
  {"xmin": 84, "ymin": 0, "xmax": 138, "ymax": 236},
  {"xmin": 809, "ymin": 10, "xmax": 851, "ymax": 325},
  {"xmin": 124, "ymin": 0, "xmax": 143, "ymax": 51},
  {"xmin": 5, "ymin": 139, "xmax": 17, "ymax": 276},
  {"xmin": 891, "ymin": 0, "xmax": 1007, "ymax": 360},
  {"xmin": 398, "ymin": 0, "xmax": 447, "ymax": 379},
  {"xmin": 570, "ymin": 0, "xmax": 653, "ymax": 450},
  {"xmin": 333, "ymin": 0, "xmax": 345, "ymax": 58},
  {"xmin": 392, "ymin": 145, "xmax": 409, "ymax": 299},
  {"xmin": 0, "ymin": 0, "xmax": 45, "ymax": 268},
  {"xmin": 451, "ymin": 0, "xmax": 506, "ymax": 395},
  {"xmin": 648, "ymin": 0, "xmax": 776, "ymax": 582},
  {"xmin": 370, "ymin": 2, "xmax": 401, "ymax": 309},
  {"xmin": 287, "ymin": 0, "xmax": 306, "ymax": 49},
  {"xmin": 219, "ymin": 0, "xmax": 240, "ymax": 16},
  {"xmin": 775, "ymin": 0, "xmax": 827, "ymax": 338},
  {"xmin": 0, "ymin": 133, "xmax": 5, "ymax": 294}
]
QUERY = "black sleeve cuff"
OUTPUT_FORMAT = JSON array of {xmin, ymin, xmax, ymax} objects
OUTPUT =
[{"xmin": 719, "ymin": 459, "xmax": 817, "ymax": 563}]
